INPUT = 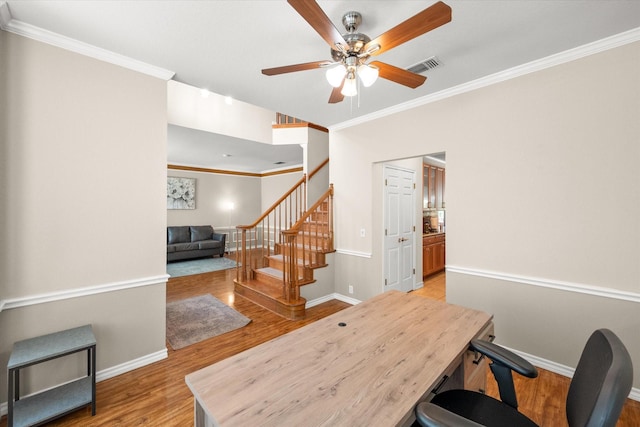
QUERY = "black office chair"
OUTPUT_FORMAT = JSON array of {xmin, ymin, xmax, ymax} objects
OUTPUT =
[{"xmin": 416, "ymin": 328, "xmax": 633, "ymax": 427}]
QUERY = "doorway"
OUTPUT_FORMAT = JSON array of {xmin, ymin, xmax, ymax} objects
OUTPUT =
[
  {"xmin": 383, "ymin": 165, "xmax": 415, "ymax": 292},
  {"xmin": 422, "ymin": 152, "xmax": 447, "ymax": 298},
  {"xmin": 380, "ymin": 152, "xmax": 446, "ymax": 296}
]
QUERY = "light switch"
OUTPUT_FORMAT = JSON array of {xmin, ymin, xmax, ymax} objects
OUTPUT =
[{"xmin": 360, "ymin": 228, "xmax": 366, "ymax": 237}]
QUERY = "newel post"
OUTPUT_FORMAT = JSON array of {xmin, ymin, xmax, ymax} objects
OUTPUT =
[{"xmin": 281, "ymin": 229, "xmax": 299, "ymax": 302}]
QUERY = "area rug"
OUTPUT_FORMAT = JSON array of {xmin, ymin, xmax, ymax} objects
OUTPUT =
[
  {"xmin": 166, "ymin": 294, "xmax": 251, "ymax": 350},
  {"xmin": 166, "ymin": 257, "xmax": 237, "ymax": 278}
]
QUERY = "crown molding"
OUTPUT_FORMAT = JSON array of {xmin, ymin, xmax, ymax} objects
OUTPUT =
[
  {"xmin": 0, "ymin": 2, "xmax": 11, "ymax": 29},
  {"xmin": 0, "ymin": 1, "xmax": 174, "ymax": 80},
  {"xmin": 330, "ymin": 27, "xmax": 640, "ymax": 132},
  {"xmin": 168, "ymin": 163, "xmax": 303, "ymax": 177}
]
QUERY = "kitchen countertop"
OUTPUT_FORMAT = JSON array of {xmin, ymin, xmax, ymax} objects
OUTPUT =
[{"xmin": 423, "ymin": 231, "xmax": 445, "ymax": 237}]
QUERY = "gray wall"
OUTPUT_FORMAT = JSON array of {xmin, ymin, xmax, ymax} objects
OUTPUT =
[
  {"xmin": 167, "ymin": 169, "xmax": 262, "ymax": 229},
  {"xmin": 330, "ymin": 41, "xmax": 640, "ymax": 388},
  {"xmin": 167, "ymin": 168, "xmax": 303, "ymax": 253},
  {"xmin": 0, "ymin": 30, "xmax": 168, "ymax": 401}
]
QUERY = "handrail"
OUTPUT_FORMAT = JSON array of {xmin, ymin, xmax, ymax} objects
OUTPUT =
[
  {"xmin": 235, "ymin": 159, "xmax": 330, "ymax": 285},
  {"xmin": 285, "ymin": 184, "xmax": 333, "ymax": 233},
  {"xmin": 237, "ymin": 173, "xmax": 307, "ymax": 230},
  {"xmin": 307, "ymin": 158, "xmax": 329, "ymax": 180},
  {"xmin": 281, "ymin": 185, "xmax": 334, "ymax": 302},
  {"xmin": 237, "ymin": 157, "xmax": 329, "ymax": 230}
]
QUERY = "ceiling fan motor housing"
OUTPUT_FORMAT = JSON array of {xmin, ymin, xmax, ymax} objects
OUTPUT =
[
  {"xmin": 331, "ymin": 11, "xmax": 371, "ymax": 62},
  {"xmin": 342, "ymin": 11, "xmax": 362, "ymax": 31}
]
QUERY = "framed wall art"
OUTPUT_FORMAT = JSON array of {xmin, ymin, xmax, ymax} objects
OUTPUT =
[{"xmin": 167, "ymin": 177, "xmax": 195, "ymax": 209}]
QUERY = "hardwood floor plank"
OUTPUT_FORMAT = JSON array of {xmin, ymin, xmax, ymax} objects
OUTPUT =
[
  {"xmin": 1, "ymin": 268, "xmax": 637, "ymax": 426},
  {"xmin": 0, "ymin": 268, "xmax": 349, "ymax": 427}
]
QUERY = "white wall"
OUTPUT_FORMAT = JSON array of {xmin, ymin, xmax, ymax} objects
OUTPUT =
[
  {"xmin": 330, "ymin": 41, "xmax": 640, "ymax": 388},
  {"xmin": 167, "ymin": 168, "xmax": 304, "ymax": 252},
  {"xmin": 167, "ymin": 169, "xmax": 262, "ymax": 229},
  {"xmin": 261, "ymin": 171, "xmax": 304, "ymax": 214},
  {"xmin": 167, "ymin": 80, "xmax": 274, "ymax": 145},
  {"xmin": 0, "ymin": 30, "xmax": 169, "ymax": 402}
]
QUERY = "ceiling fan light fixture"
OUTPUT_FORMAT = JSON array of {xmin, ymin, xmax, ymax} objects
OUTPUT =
[
  {"xmin": 326, "ymin": 64, "xmax": 347, "ymax": 87},
  {"xmin": 341, "ymin": 76, "xmax": 357, "ymax": 97},
  {"xmin": 358, "ymin": 64, "xmax": 379, "ymax": 87}
]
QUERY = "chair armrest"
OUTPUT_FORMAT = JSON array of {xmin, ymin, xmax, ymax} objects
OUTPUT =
[
  {"xmin": 415, "ymin": 402, "xmax": 484, "ymax": 427},
  {"xmin": 470, "ymin": 339, "xmax": 538, "ymax": 378}
]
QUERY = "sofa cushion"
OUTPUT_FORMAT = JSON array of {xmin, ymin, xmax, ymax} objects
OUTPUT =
[
  {"xmin": 168, "ymin": 226, "xmax": 190, "ymax": 244},
  {"xmin": 167, "ymin": 245, "xmax": 177, "ymax": 253},
  {"xmin": 172, "ymin": 242, "xmax": 200, "ymax": 252},
  {"xmin": 190, "ymin": 225, "xmax": 214, "ymax": 242},
  {"xmin": 198, "ymin": 240, "xmax": 222, "ymax": 250}
]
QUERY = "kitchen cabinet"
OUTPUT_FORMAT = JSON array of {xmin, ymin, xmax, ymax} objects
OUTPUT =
[
  {"xmin": 423, "ymin": 164, "xmax": 445, "ymax": 210},
  {"xmin": 423, "ymin": 233, "xmax": 445, "ymax": 277}
]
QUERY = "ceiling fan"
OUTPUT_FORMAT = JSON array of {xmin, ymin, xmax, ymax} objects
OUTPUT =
[{"xmin": 262, "ymin": 0, "xmax": 452, "ymax": 104}]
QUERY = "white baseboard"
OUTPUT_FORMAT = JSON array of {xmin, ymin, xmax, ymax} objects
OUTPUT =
[
  {"xmin": 306, "ymin": 293, "xmax": 361, "ymax": 308},
  {"xmin": 96, "ymin": 348, "xmax": 168, "ymax": 382},
  {"xmin": 0, "ymin": 348, "xmax": 168, "ymax": 416}
]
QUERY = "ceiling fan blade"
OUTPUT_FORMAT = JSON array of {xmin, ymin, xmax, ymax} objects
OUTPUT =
[
  {"xmin": 364, "ymin": 1, "xmax": 451, "ymax": 56},
  {"xmin": 370, "ymin": 61, "xmax": 427, "ymax": 88},
  {"xmin": 328, "ymin": 81, "xmax": 345, "ymax": 104},
  {"xmin": 288, "ymin": 0, "xmax": 348, "ymax": 51},
  {"xmin": 262, "ymin": 60, "xmax": 332, "ymax": 76}
]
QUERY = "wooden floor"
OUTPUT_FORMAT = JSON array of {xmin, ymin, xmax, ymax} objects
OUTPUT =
[
  {"xmin": 418, "ymin": 272, "xmax": 640, "ymax": 426},
  {"xmin": 2, "ymin": 269, "xmax": 637, "ymax": 426}
]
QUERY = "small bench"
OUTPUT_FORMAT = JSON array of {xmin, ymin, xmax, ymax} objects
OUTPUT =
[{"xmin": 7, "ymin": 325, "xmax": 96, "ymax": 427}]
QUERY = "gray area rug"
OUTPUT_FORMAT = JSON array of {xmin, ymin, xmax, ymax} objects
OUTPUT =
[
  {"xmin": 166, "ymin": 294, "xmax": 251, "ymax": 350},
  {"xmin": 166, "ymin": 257, "xmax": 237, "ymax": 278}
]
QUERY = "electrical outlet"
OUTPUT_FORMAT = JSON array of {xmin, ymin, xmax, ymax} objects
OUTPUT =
[
  {"xmin": 360, "ymin": 228, "xmax": 366, "ymax": 237},
  {"xmin": 348, "ymin": 285, "xmax": 354, "ymax": 294}
]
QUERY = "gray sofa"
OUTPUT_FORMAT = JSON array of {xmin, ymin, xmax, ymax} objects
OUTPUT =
[{"xmin": 167, "ymin": 225, "xmax": 226, "ymax": 262}]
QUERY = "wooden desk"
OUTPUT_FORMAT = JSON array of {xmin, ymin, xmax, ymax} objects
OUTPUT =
[{"xmin": 186, "ymin": 291, "xmax": 492, "ymax": 427}]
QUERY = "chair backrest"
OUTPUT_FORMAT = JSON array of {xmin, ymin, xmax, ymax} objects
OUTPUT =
[{"xmin": 566, "ymin": 329, "xmax": 633, "ymax": 427}]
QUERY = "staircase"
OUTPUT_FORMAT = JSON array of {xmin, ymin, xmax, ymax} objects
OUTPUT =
[{"xmin": 234, "ymin": 171, "xmax": 334, "ymax": 320}]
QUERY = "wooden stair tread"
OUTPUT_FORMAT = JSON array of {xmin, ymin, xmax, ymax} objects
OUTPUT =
[
  {"xmin": 254, "ymin": 267, "xmax": 315, "ymax": 285},
  {"xmin": 256, "ymin": 266, "xmax": 284, "ymax": 278},
  {"xmin": 267, "ymin": 254, "xmax": 328, "ymax": 270}
]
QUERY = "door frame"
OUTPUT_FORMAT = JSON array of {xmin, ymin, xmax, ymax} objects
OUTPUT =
[{"xmin": 382, "ymin": 164, "xmax": 416, "ymax": 293}]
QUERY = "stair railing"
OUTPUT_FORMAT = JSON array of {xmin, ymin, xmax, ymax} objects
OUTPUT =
[
  {"xmin": 281, "ymin": 184, "xmax": 334, "ymax": 302},
  {"xmin": 236, "ymin": 159, "xmax": 329, "ymax": 283}
]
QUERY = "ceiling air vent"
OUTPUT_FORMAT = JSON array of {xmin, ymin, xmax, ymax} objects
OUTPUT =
[{"xmin": 407, "ymin": 56, "xmax": 442, "ymax": 74}]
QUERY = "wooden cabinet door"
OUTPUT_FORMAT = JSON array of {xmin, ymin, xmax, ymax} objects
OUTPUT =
[
  {"xmin": 424, "ymin": 164, "xmax": 446, "ymax": 210},
  {"xmin": 435, "ymin": 168, "xmax": 444, "ymax": 209},
  {"xmin": 434, "ymin": 241, "xmax": 445, "ymax": 271},
  {"xmin": 423, "ymin": 245, "xmax": 432, "ymax": 276},
  {"xmin": 423, "ymin": 237, "xmax": 445, "ymax": 278}
]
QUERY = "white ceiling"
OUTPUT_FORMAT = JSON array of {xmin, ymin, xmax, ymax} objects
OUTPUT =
[
  {"xmin": 168, "ymin": 124, "xmax": 303, "ymax": 174},
  {"xmin": 4, "ymin": 1, "xmax": 640, "ymax": 172}
]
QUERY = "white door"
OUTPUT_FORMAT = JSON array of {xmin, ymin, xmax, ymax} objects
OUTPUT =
[{"xmin": 383, "ymin": 166, "xmax": 415, "ymax": 292}]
